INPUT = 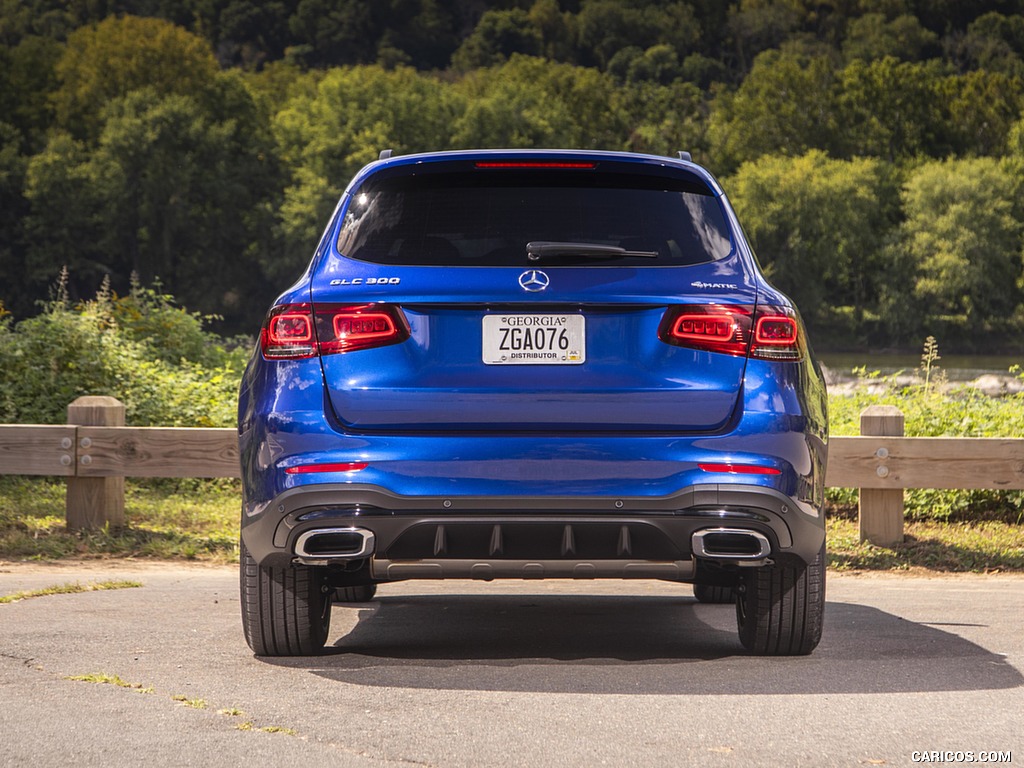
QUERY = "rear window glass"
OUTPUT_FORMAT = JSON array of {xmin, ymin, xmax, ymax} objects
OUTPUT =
[{"xmin": 335, "ymin": 167, "xmax": 733, "ymax": 267}]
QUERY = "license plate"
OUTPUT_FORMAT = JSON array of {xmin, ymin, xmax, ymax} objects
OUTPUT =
[{"xmin": 482, "ymin": 314, "xmax": 586, "ymax": 365}]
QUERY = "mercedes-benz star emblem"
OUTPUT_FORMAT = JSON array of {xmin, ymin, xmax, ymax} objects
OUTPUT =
[{"xmin": 518, "ymin": 269, "xmax": 550, "ymax": 292}]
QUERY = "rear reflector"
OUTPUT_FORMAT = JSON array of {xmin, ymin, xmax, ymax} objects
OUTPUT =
[
  {"xmin": 285, "ymin": 462, "xmax": 369, "ymax": 475},
  {"xmin": 698, "ymin": 463, "xmax": 782, "ymax": 475},
  {"xmin": 260, "ymin": 303, "xmax": 409, "ymax": 359}
]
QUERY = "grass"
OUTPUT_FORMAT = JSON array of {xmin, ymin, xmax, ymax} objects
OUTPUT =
[
  {"xmin": 827, "ymin": 510, "xmax": 1024, "ymax": 572},
  {"xmin": 0, "ymin": 579, "xmax": 142, "ymax": 603},
  {"xmin": 236, "ymin": 722, "xmax": 297, "ymax": 735},
  {"xmin": 172, "ymin": 695, "xmax": 208, "ymax": 709},
  {"xmin": 65, "ymin": 673, "xmax": 154, "ymax": 693},
  {"xmin": 64, "ymin": 676, "xmax": 296, "ymax": 737},
  {"xmin": 0, "ymin": 476, "xmax": 239, "ymax": 562}
]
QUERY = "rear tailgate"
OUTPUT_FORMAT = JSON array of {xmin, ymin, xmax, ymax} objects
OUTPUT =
[{"xmin": 311, "ymin": 262, "xmax": 757, "ymax": 432}]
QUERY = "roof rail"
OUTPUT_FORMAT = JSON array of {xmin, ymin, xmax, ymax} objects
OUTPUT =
[
  {"xmin": 677, "ymin": 151, "xmax": 692, "ymax": 162},
  {"xmin": 379, "ymin": 149, "xmax": 393, "ymax": 160}
]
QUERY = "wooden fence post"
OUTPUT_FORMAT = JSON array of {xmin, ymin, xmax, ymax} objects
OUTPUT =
[
  {"xmin": 66, "ymin": 396, "xmax": 125, "ymax": 531},
  {"xmin": 859, "ymin": 405, "xmax": 905, "ymax": 547}
]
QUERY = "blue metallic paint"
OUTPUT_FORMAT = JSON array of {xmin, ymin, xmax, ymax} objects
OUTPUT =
[{"xmin": 238, "ymin": 148, "xmax": 828, "ymax": 570}]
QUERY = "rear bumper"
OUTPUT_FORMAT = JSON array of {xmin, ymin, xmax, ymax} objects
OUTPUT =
[{"xmin": 240, "ymin": 482, "xmax": 825, "ymax": 578}]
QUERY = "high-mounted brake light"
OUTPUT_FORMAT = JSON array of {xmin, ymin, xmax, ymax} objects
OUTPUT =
[
  {"xmin": 285, "ymin": 462, "xmax": 368, "ymax": 475},
  {"xmin": 658, "ymin": 305, "xmax": 803, "ymax": 360},
  {"xmin": 474, "ymin": 161, "xmax": 596, "ymax": 169},
  {"xmin": 260, "ymin": 303, "xmax": 409, "ymax": 359}
]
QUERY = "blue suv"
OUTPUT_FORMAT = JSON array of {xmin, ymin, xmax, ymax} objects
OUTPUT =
[{"xmin": 238, "ymin": 149, "xmax": 828, "ymax": 656}]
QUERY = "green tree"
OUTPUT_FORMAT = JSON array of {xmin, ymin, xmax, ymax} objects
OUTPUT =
[
  {"xmin": 708, "ymin": 49, "xmax": 839, "ymax": 173},
  {"xmin": 945, "ymin": 69, "xmax": 1024, "ymax": 156},
  {"xmin": 52, "ymin": 15, "xmax": 220, "ymax": 140},
  {"xmin": 617, "ymin": 79, "xmax": 707, "ymax": 159},
  {"xmin": 271, "ymin": 65, "xmax": 459, "ymax": 276},
  {"xmin": 575, "ymin": 1, "xmax": 701, "ymax": 70},
  {"xmin": 22, "ymin": 133, "xmax": 108, "ymax": 299},
  {"xmin": 451, "ymin": 8, "xmax": 542, "ymax": 71},
  {"xmin": 833, "ymin": 56, "xmax": 950, "ymax": 160},
  {"xmin": 728, "ymin": 150, "xmax": 900, "ymax": 333},
  {"xmin": 26, "ymin": 75, "xmax": 280, "ymax": 330},
  {"xmin": 900, "ymin": 157, "xmax": 1024, "ymax": 324},
  {"xmin": 951, "ymin": 11, "xmax": 1024, "ymax": 76},
  {"xmin": 0, "ymin": 123, "xmax": 29, "ymax": 316},
  {"xmin": 286, "ymin": 0, "xmax": 379, "ymax": 67},
  {"xmin": 451, "ymin": 56, "xmax": 627, "ymax": 151},
  {"xmin": 842, "ymin": 13, "xmax": 938, "ymax": 61},
  {"xmin": 0, "ymin": 35, "xmax": 62, "ymax": 153},
  {"xmin": 611, "ymin": 44, "xmax": 684, "ymax": 85},
  {"xmin": 528, "ymin": 0, "xmax": 576, "ymax": 62},
  {"xmin": 726, "ymin": 0, "xmax": 802, "ymax": 72}
]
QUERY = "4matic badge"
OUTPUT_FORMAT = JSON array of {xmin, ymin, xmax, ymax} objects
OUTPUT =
[{"xmin": 691, "ymin": 281, "xmax": 738, "ymax": 290}]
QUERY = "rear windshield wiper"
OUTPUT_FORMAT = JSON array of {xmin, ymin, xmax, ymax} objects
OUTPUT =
[{"xmin": 526, "ymin": 241, "xmax": 659, "ymax": 262}]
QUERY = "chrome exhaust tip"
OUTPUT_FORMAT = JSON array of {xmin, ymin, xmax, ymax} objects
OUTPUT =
[
  {"xmin": 294, "ymin": 528, "xmax": 375, "ymax": 560},
  {"xmin": 692, "ymin": 528, "xmax": 771, "ymax": 560}
]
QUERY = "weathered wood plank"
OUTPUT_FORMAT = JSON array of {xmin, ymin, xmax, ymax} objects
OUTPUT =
[
  {"xmin": 0, "ymin": 425, "xmax": 77, "ymax": 476},
  {"xmin": 67, "ymin": 396, "xmax": 126, "ymax": 530},
  {"xmin": 827, "ymin": 436, "xmax": 1024, "ymax": 490},
  {"xmin": 3, "ymin": 426, "xmax": 1023, "ymax": 490},
  {"xmin": 857, "ymin": 406, "xmax": 905, "ymax": 546},
  {"xmin": 76, "ymin": 427, "xmax": 239, "ymax": 478}
]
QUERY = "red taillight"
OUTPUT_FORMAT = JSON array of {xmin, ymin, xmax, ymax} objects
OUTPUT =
[
  {"xmin": 752, "ymin": 314, "xmax": 801, "ymax": 360},
  {"xmin": 699, "ymin": 463, "xmax": 782, "ymax": 475},
  {"xmin": 658, "ymin": 305, "xmax": 802, "ymax": 360},
  {"xmin": 262, "ymin": 304, "xmax": 316, "ymax": 359},
  {"xmin": 658, "ymin": 305, "xmax": 751, "ymax": 356},
  {"xmin": 320, "ymin": 308, "xmax": 405, "ymax": 354},
  {"xmin": 285, "ymin": 462, "xmax": 368, "ymax": 475},
  {"xmin": 260, "ymin": 303, "xmax": 409, "ymax": 359}
]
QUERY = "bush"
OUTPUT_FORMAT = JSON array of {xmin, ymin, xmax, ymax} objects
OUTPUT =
[
  {"xmin": 0, "ymin": 273, "xmax": 245, "ymax": 427},
  {"xmin": 826, "ymin": 351, "xmax": 1024, "ymax": 524}
]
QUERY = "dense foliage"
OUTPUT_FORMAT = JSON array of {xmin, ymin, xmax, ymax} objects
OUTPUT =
[
  {"xmin": 0, "ymin": 274, "xmax": 246, "ymax": 427},
  {"xmin": 827, "ymin": 351, "xmax": 1024, "ymax": 524},
  {"xmin": 2, "ymin": 1, "xmax": 1024, "ymax": 349}
]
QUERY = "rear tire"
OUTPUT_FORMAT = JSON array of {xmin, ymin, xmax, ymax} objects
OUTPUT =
[
  {"xmin": 335, "ymin": 584, "xmax": 377, "ymax": 603},
  {"xmin": 239, "ymin": 539, "xmax": 332, "ymax": 656},
  {"xmin": 693, "ymin": 583, "xmax": 735, "ymax": 604},
  {"xmin": 736, "ymin": 544, "xmax": 825, "ymax": 655}
]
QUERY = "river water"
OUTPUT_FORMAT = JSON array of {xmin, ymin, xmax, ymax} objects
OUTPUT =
[{"xmin": 819, "ymin": 353, "xmax": 1023, "ymax": 383}]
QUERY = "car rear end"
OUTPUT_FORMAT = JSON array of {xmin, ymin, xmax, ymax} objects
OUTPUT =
[{"xmin": 238, "ymin": 150, "xmax": 828, "ymax": 657}]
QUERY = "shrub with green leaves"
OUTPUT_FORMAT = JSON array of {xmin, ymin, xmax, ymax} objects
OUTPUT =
[
  {"xmin": 827, "ymin": 344, "xmax": 1024, "ymax": 524},
  {"xmin": 0, "ymin": 275, "xmax": 246, "ymax": 427}
]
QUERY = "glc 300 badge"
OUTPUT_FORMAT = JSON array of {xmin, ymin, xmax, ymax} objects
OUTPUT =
[{"xmin": 330, "ymin": 277, "xmax": 401, "ymax": 286}]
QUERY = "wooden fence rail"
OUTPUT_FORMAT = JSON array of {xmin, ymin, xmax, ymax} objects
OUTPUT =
[{"xmin": 1, "ymin": 400, "xmax": 1022, "ymax": 546}]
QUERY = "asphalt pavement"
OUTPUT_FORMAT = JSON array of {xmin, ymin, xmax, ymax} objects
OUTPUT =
[{"xmin": 1, "ymin": 562, "xmax": 1021, "ymax": 767}]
